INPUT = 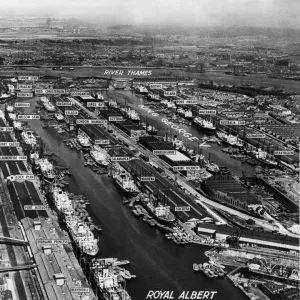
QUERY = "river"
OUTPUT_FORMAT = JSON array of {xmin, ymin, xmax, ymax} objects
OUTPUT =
[{"xmin": 1, "ymin": 99, "xmax": 249, "ymax": 300}]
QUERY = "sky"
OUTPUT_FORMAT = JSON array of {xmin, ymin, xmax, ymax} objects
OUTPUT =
[{"xmin": 1, "ymin": 0, "xmax": 300, "ymax": 28}]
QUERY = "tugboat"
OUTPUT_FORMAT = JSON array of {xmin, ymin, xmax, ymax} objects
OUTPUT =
[
  {"xmin": 193, "ymin": 264, "xmax": 200, "ymax": 272},
  {"xmin": 112, "ymin": 169, "xmax": 139, "ymax": 197},
  {"xmin": 205, "ymin": 155, "xmax": 220, "ymax": 174}
]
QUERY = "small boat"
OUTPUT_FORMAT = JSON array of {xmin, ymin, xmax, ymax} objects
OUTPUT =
[
  {"xmin": 203, "ymin": 269, "xmax": 215, "ymax": 278},
  {"xmin": 193, "ymin": 264, "xmax": 200, "ymax": 272}
]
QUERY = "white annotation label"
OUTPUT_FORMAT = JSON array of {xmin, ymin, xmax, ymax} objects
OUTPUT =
[
  {"xmin": 87, "ymin": 102, "xmax": 105, "ymax": 107},
  {"xmin": 35, "ymin": 89, "xmax": 65, "ymax": 94},
  {"xmin": 274, "ymin": 151, "xmax": 294, "ymax": 156},
  {"xmin": 65, "ymin": 110, "xmax": 78, "ymax": 115},
  {"xmin": 18, "ymin": 115, "xmax": 40, "ymax": 120},
  {"xmin": 71, "ymin": 288, "xmax": 89, "ymax": 293},
  {"xmin": 76, "ymin": 119, "xmax": 108, "ymax": 125},
  {"xmin": 0, "ymin": 127, "xmax": 13, "ymax": 132},
  {"xmin": 246, "ymin": 134, "xmax": 266, "ymax": 139},
  {"xmin": 70, "ymin": 91, "xmax": 90, "ymax": 96},
  {"xmin": 0, "ymin": 156, "xmax": 27, "ymax": 160},
  {"xmin": 37, "ymin": 239, "xmax": 70, "ymax": 244},
  {"xmin": 0, "ymin": 142, "xmax": 20, "ymax": 147},
  {"xmin": 56, "ymin": 102, "xmax": 73, "ymax": 106},
  {"xmin": 109, "ymin": 116, "xmax": 123, "ymax": 122},
  {"xmin": 220, "ymin": 120, "xmax": 245, "ymax": 125},
  {"xmin": 111, "ymin": 157, "xmax": 130, "ymax": 161},
  {"xmin": 176, "ymin": 100, "xmax": 198, "ymax": 105},
  {"xmin": 198, "ymin": 110, "xmax": 217, "ymax": 115},
  {"xmin": 175, "ymin": 206, "xmax": 191, "ymax": 212},
  {"xmin": 24, "ymin": 205, "xmax": 48, "ymax": 210},
  {"xmin": 150, "ymin": 84, "xmax": 163, "ymax": 89},
  {"xmin": 164, "ymin": 91, "xmax": 176, "ymax": 97},
  {"xmin": 17, "ymin": 93, "xmax": 33, "ymax": 98},
  {"xmin": 140, "ymin": 177, "xmax": 156, "ymax": 182},
  {"xmin": 7, "ymin": 175, "xmax": 35, "ymax": 181},
  {"xmin": 95, "ymin": 140, "xmax": 110, "ymax": 145},
  {"xmin": 18, "ymin": 84, "xmax": 32, "ymax": 89},
  {"xmin": 153, "ymin": 150, "xmax": 176, "ymax": 155},
  {"xmin": 18, "ymin": 76, "xmax": 38, "ymax": 81},
  {"xmin": 15, "ymin": 103, "xmax": 30, "ymax": 107},
  {"xmin": 173, "ymin": 166, "xmax": 201, "ymax": 171}
]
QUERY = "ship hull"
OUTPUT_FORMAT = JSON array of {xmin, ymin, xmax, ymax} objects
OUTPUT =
[
  {"xmin": 194, "ymin": 122, "xmax": 216, "ymax": 132},
  {"xmin": 113, "ymin": 178, "xmax": 138, "ymax": 197},
  {"xmin": 140, "ymin": 200, "xmax": 175, "ymax": 225},
  {"xmin": 246, "ymin": 152, "xmax": 278, "ymax": 167}
]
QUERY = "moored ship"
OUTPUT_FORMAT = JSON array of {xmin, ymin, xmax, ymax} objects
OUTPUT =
[
  {"xmin": 50, "ymin": 184, "xmax": 74, "ymax": 216},
  {"xmin": 193, "ymin": 117, "xmax": 216, "ymax": 131},
  {"xmin": 43, "ymin": 102, "xmax": 56, "ymax": 112},
  {"xmin": 90, "ymin": 149, "xmax": 109, "ymax": 167},
  {"xmin": 13, "ymin": 120, "xmax": 23, "ymax": 132},
  {"xmin": 246, "ymin": 148, "xmax": 278, "ymax": 167},
  {"xmin": 140, "ymin": 193, "xmax": 175, "ymax": 225},
  {"xmin": 120, "ymin": 106, "xmax": 140, "ymax": 122},
  {"xmin": 66, "ymin": 215, "xmax": 99, "ymax": 256},
  {"xmin": 36, "ymin": 158, "xmax": 56, "ymax": 183},
  {"xmin": 216, "ymin": 130, "xmax": 242, "ymax": 147},
  {"xmin": 112, "ymin": 170, "xmax": 139, "ymax": 197},
  {"xmin": 93, "ymin": 263, "xmax": 131, "ymax": 300},
  {"xmin": 77, "ymin": 134, "xmax": 91, "ymax": 150},
  {"xmin": 21, "ymin": 130, "xmax": 37, "ymax": 147},
  {"xmin": 54, "ymin": 112, "xmax": 64, "ymax": 122}
]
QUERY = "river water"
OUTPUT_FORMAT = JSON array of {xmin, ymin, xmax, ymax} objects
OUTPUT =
[{"xmin": 2, "ymin": 99, "xmax": 249, "ymax": 300}]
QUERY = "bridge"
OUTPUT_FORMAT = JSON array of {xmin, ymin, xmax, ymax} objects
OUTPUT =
[{"xmin": 0, "ymin": 264, "xmax": 37, "ymax": 273}]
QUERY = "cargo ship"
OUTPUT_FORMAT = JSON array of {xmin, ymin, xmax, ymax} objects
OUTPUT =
[
  {"xmin": 93, "ymin": 262, "xmax": 131, "ymax": 300},
  {"xmin": 43, "ymin": 102, "xmax": 56, "ymax": 112},
  {"xmin": 108, "ymin": 98, "xmax": 120, "ymax": 109},
  {"xmin": 120, "ymin": 106, "xmax": 140, "ymax": 122},
  {"xmin": 66, "ymin": 215, "xmax": 99, "ymax": 256},
  {"xmin": 136, "ymin": 85, "xmax": 148, "ymax": 94},
  {"xmin": 193, "ymin": 116, "xmax": 216, "ymax": 132},
  {"xmin": 77, "ymin": 134, "xmax": 91, "ymax": 150},
  {"xmin": 54, "ymin": 112, "xmax": 64, "ymax": 122},
  {"xmin": 13, "ymin": 120, "xmax": 23, "ymax": 132},
  {"xmin": 36, "ymin": 158, "xmax": 56, "ymax": 183},
  {"xmin": 216, "ymin": 130, "xmax": 243, "ymax": 147},
  {"xmin": 21, "ymin": 130, "xmax": 37, "ymax": 147},
  {"xmin": 90, "ymin": 149, "xmax": 109, "ymax": 167},
  {"xmin": 112, "ymin": 170, "xmax": 139, "ymax": 197},
  {"xmin": 50, "ymin": 184, "xmax": 74, "ymax": 216},
  {"xmin": 246, "ymin": 148, "xmax": 278, "ymax": 167},
  {"xmin": 146, "ymin": 124, "xmax": 158, "ymax": 135},
  {"xmin": 40, "ymin": 96, "xmax": 49, "ymax": 103},
  {"xmin": 140, "ymin": 193, "xmax": 175, "ymax": 225},
  {"xmin": 147, "ymin": 92, "xmax": 160, "ymax": 101}
]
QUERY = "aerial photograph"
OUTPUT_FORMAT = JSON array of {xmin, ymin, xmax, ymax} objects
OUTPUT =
[{"xmin": 0, "ymin": 0, "xmax": 299, "ymax": 299}]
